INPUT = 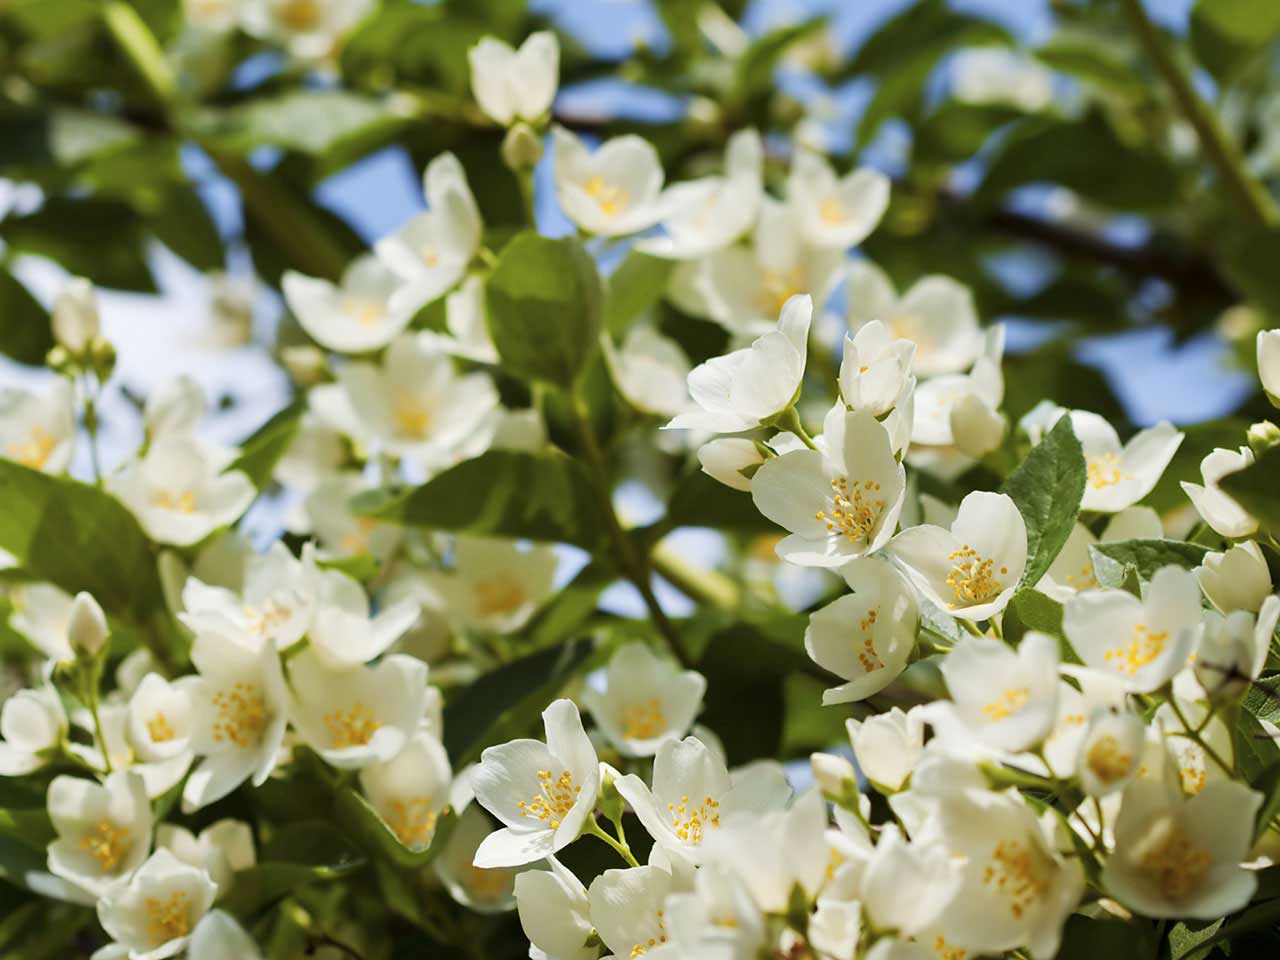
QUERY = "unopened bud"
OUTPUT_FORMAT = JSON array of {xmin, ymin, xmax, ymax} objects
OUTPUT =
[
  {"xmin": 280, "ymin": 345, "xmax": 330, "ymax": 387},
  {"xmin": 810, "ymin": 751, "xmax": 857, "ymax": 800},
  {"xmin": 501, "ymin": 122, "xmax": 543, "ymax": 172},
  {"xmin": 90, "ymin": 338, "xmax": 116, "ymax": 382},
  {"xmin": 67, "ymin": 592, "xmax": 108, "ymax": 659},
  {"xmin": 52, "ymin": 277, "xmax": 100, "ymax": 354},
  {"xmin": 1248, "ymin": 420, "xmax": 1280, "ymax": 457},
  {"xmin": 951, "ymin": 393, "xmax": 1006, "ymax": 459},
  {"xmin": 45, "ymin": 344, "xmax": 71, "ymax": 373}
]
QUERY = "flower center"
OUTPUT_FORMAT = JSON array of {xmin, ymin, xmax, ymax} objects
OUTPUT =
[
  {"xmin": 245, "ymin": 598, "xmax": 292, "ymax": 637},
  {"xmin": 517, "ymin": 769, "xmax": 580, "ymax": 830},
  {"xmin": 1085, "ymin": 734, "xmax": 1132, "ymax": 786},
  {"xmin": 343, "ymin": 298, "xmax": 385, "ymax": 328},
  {"xmin": 667, "ymin": 794, "xmax": 721, "ymax": 846},
  {"xmin": 7, "ymin": 427, "xmax": 55, "ymax": 469},
  {"xmin": 153, "ymin": 490, "xmax": 197, "ymax": 514},
  {"xmin": 1063, "ymin": 562, "xmax": 1097, "ymax": 590},
  {"xmin": 815, "ymin": 477, "xmax": 885, "ymax": 545},
  {"xmin": 933, "ymin": 936, "xmax": 968, "ymax": 960},
  {"xmin": 81, "ymin": 820, "xmax": 130, "ymax": 872},
  {"xmin": 324, "ymin": 702, "xmax": 381, "ymax": 748},
  {"xmin": 147, "ymin": 711, "xmax": 177, "ymax": 743},
  {"xmin": 420, "ymin": 243, "xmax": 440, "ymax": 267},
  {"xmin": 818, "ymin": 195, "xmax": 845, "ymax": 224},
  {"xmin": 473, "ymin": 579, "xmax": 526, "ymax": 617},
  {"xmin": 145, "ymin": 889, "xmax": 191, "ymax": 945},
  {"xmin": 1104, "ymin": 623, "xmax": 1168, "ymax": 677},
  {"xmin": 756, "ymin": 267, "xmax": 804, "ymax": 316},
  {"xmin": 857, "ymin": 607, "xmax": 883, "ymax": 673},
  {"xmin": 945, "ymin": 544, "xmax": 1006, "ymax": 607},
  {"xmin": 622, "ymin": 699, "xmax": 666, "ymax": 741},
  {"xmin": 584, "ymin": 176, "xmax": 630, "ymax": 218},
  {"xmin": 279, "ymin": 0, "xmax": 320, "ymax": 29},
  {"xmin": 981, "ymin": 839, "xmax": 1046, "ymax": 919},
  {"xmin": 211, "ymin": 682, "xmax": 267, "ymax": 749},
  {"xmin": 630, "ymin": 910, "xmax": 668, "ymax": 957},
  {"xmin": 466, "ymin": 864, "xmax": 511, "ymax": 899},
  {"xmin": 1137, "ymin": 818, "xmax": 1212, "ymax": 901},
  {"xmin": 982, "ymin": 687, "xmax": 1030, "ymax": 722},
  {"xmin": 384, "ymin": 797, "xmax": 440, "ymax": 848},
  {"xmin": 339, "ymin": 516, "xmax": 378, "ymax": 555},
  {"xmin": 392, "ymin": 396, "xmax": 432, "ymax": 439},
  {"xmin": 1086, "ymin": 453, "xmax": 1130, "ymax": 490}
]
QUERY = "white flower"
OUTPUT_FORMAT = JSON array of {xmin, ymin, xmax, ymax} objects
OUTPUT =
[
  {"xmin": 68, "ymin": 591, "xmax": 108, "ymax": 658},
  {"xmin": 52, "ymin": 276, "xmax": 100, "ymax": 353},
  {"xmin": 1069, "ymin": 410, "xmax": 1183, "ymax": 513},
  {"xmin": 1038, "ymin": 507, "xmax": 1163, "ymax": 601},
  {"xmin": 1154, "ymin": 699, "xmax": 1234, "ymax": 797},
  {"xmin": 109, "ymin": 437, "xmax": 255, "ymax": 547},
  {"xmin": 938, "ymin": 631, "xmax": 1059, "ymax": 753},
  {"xmin": 552, "ymin": 126, "xmax": 668, "ymax": 236},
  {"xmin": 127, "ymin": 673, "xmax": 194, "ymax": 765},
  {"xmin": 157, "ymin": 820, "xmax": 254, "ymax": 895},
  {"xmin": 180, "ymin": 627, "xmax": 288, "ymax": 812},
  {"xmin": 435, "ymin": 804, "xmax": 521, "ymax": 913},
  {"xmin": 304, "ymin": 557, "xmax": 420, "ymax": 668},
  {"xmin": 95, "ymin": 849, "xmax": 217, "ymax": 960},
  {"xmin": 180, "ymin": 542, "xmax": 314, "ymax": 651},
  {"xmin": 804, "ymin": 558, "xmax": 918, "ymax": 703},
  {"xmin": 1077, "ymin": 710, "xmax": 1145, "ymax": 797},
  {"xmin": 886, "ymin": 490, "xmax": 1027, "ymax": 621},
  {"xmin": 786, "ymin": 150, "xmax": 889, "ymax": 250},
  {"xmin": 837, "ymin": 319, "xmax": 915, "ymax": 417},
  {"xmin": 697, "ymin": 438, "xmax": 764, "ymax": 492},
  {"xmin": 1194, "ymin": 598, "xmax": 1280, "ymax": 700},
  {"xmin": 426, "ymin": 536, "xmax": 558, "ymax": 635},
  {"xmin": 588, "ymin": 863, "xmax": 686, "ymax": 959},
  {"xmin": 375, "ymin": 153, "xmax": 483, "ymax": 314},
  {"xmin": 1197, "ymin": 541, "xmax": 1272, "ymax": 614},
  {"xmin": 0, "ymin": 379, "xmax": 75, "ymax": 473},
  {"xmin": 514, "ymin": 857, "xmax": 595, "ymax": 960},
  {"xmin": 144, "ymin": 376, "xmax": 208, "ymax": 445},
  {"xmin": 637, "ymin": 129, "xmax": 764, "ymax": 260},
  {"xmin": 846, "ymin": 706, "xmax": 925, "ymax": 792},
  {"xmin": 661, "ymin": 861, "xmax": 766, "ymax": 959},
  {"xmin": 359, "ymin": 731, "xmax": 453, "ymax": 850},
  {"xmin": 468, "ymin": 32, "xmax": 559, "ymax": 126},
  {"xmin": 951, "ymin": 48, "xmax": 1055, "ymax": 112},
  {"xmin": 239, "ymin": 0, "xmax": 373, "ymax": 60},
  {"xmin": 471, "ymin": 699, "xmax": 600, "ymax": 868},
  {"xmin": 0, "ymin": 685, "xmax": 66, "ymax": 775},
  {"xmin": 283, "ymin": 255, "xmax": 417, "ymax": 356},
  {"xmin": 187, "ymin": 911, "xmax": 263, "ymax": 960},
  {"xmin": 841, "ymin": 823, "xmax": 962, "ymax": 938},
  {"xmin": 303, "ymin": 472, "xmax": 401, "ymax": 560},
  {"xmin": 698, "ymin": 199, "xmax": 843, "ymax": 336},
  {"xmin": 846, "ymin": 262, "xmax": 983, "ymax": 377},
  {"xmin": 1181, "ymin": 446, "xmax": 1258, "ymax": 538},
  {"xmin": 581, "ymin": 643, "xmax": 706, "ymax": 757},
  {"xmin": 9, "ymin": 582, "xmax": 75, "ymax": 659},
  {"xmin": 602, "ymin": 326, "xmax": 694, "ymax": 418},
  {"xmin": 47, "ymin": 771, "xmax": 152, "ymax": 898},
  {"xmin": 66, "ymin": 703, "xmax": 190, "ymax": 799},
  {"xmin": 183, "ymin": 0, "xmax": 240, "ymax": 32},
  {"xmin": 666, "ymin": 294, "xmax": 812, "ymax": 434},
  {"xmin": 288, "ymin": 651, "xmax": 427, "ymax": 769},
  {"xmin": 1258, "ymin": 328, "xmax": 1280, "ymax": 402},
  {"xmin": 1063, "ymin": 565, "xmax": 1201, "ymax": 693},
  {"xmin": 752, "ymin": 410, "xmax": 907, "ymax": 567},
  {"xmin": 416, "ymin": 274, "xmax": 498, "ymax": 364},
  {"xmin": 909, "ymin": 326, "xmax": 1005, "ymax": 451},
  {"xmin": 1104, "ymin": 779, "xmax": 1261, "ymax": 918},
  {"xmin": 338, "ymin": 334, "xmax": 500, "ymax": 470},
  {"xmin": 614, "ymin": 736, "xmax": 790, "ymax": 862}
]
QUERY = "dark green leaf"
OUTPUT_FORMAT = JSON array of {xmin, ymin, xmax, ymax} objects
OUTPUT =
[
  {"xmin": 1009, "ymin": 589, "xmax": 1076, "ymax": 660},
  {"xmin": 665, "ymin": 468, "xmax": 777, "ymax": 536},
  {"xmin": 145, "ymin": 184, "xmax": 224, "ymax": 272},
  {"xmin": 525, "ymin": 559, "xmax": 616, "ymax": 650},
  {"xmin": 1002, "ymin": 416, "xmax": 1086, "ymax": 590},
  {"xmin": 1251, "ymin": 762, "xmax": 1280, "ymax": 844},
  {"xmin": 0, "ymin": 197, "xmax": 154, "ymax": 291},
  {"xmin": 1088, "ymin": 539, "xmax": 1210, "ymax": 589},
  {"xmin": 1221, "ymin": 444, "xmax": 1280, "ymax": 530},
  {"xmin": 1190, "ymin": 0, "xmax": 1280, "ymax": 83},
  {"xmin": 218, "ymin": 857, "xmax": 366, "ymax": 918},
  {"xmin": 229, "ymin": 401, "xmax": 303, "ymax": 491},
  {"xmin": 603, "ymin": 251, "xmax": 675, "ymax": 336},
  {"xmin": 0, "ymin": 269, "xmax": 52, "ymax": 366},
  {"xmin": 1234, "ymin": 696, "xmax": 1280, "ymax": 785},
  {"xmin": 335, "ymin": 789, "xmax": 457, "ymax": 869},
  {"xmin": 1054, "ymin": 914, "xmax": 1158, "ymax": 960},
  {"xmin": 353, "ymin": 450, "xmax": 604, "ymax": 549},
  {"xmin": 1168, "ymin": 918, "xmax": 1225, "ymax": 960},
  {"xmin": 733, "ymin": 18, "xmax": 825, "ymax": 103},
  {"xmin": 485, "ymin": 232, "xmax": 604, "ymax": 389}
]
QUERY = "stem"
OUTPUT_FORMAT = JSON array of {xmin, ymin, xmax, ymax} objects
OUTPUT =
[
  {"xmin": 85, "ymin": 686, "xmax": 112, "ymax": 774},
  {"xmin": 959, "ymin": 619, "xmax": 985, "ymax": 638},
  {"xmin": 82, "ymin": 376, "xmax": 104, "ymax": 488},
  {"xmin": 775, "ymin": 406, "xmax": 817, "ymax": 450},
  {"xmin": 101, "ymin": 1, "xmax": 175, "ymax": 104},
  {"xmin": 1122, "ymin": 0, "xmax": 1280, "ymax": 227},
  {"xmin": 516, "ymin": 168, "xmax": 537, "ymax": 229},
  {"xmin": 1166, "ymin": 695, "xmax": 1234, "ymax": 776},
  {"xmin": 570, "ymin": 391, "xmax": 693, "ymax": 667},
  {"xmin": 583, "ymin": 817, "xmax": 639, "ymax": 868},
  {"xmin": 990, "ymin": 615, "xmax": 1004, "ymax": 641}
]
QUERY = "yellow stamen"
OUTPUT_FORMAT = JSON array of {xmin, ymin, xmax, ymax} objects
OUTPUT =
[{"xmin": 324, "ymin": 702, "xmax": 381, "ymax": 748}]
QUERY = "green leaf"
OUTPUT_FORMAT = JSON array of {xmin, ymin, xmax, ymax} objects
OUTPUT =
[
  {"xmin": 1220, "ymin": 224, "xmax": 1280, "ymax": 321},
  {"xmin": 1168, "ymin": 918, "xmax": 1225, "ymax": 960},
  {"xmin": 443, "ymin": 637, "xmax": 597, "ymax": 765},
  {"xmin": 915, "ymin": 102, "xmax": 1024, "ymax": 164},
  {"xmin": 1251, "ymin": 761, "xmax": 1280, "ymax": 844},
  {"xmin": 1054, "ymin": 914, "xmax": 1158, "ymax": 959},
  {"xmin": 525, "ymin": 559, "xmax": 616, "ymax": 650},
  {"xmin": 1034, "ymin": 34, "xmax": 1149, "ymax": 98},
  {"xmin": 229, "ymin": 401, "xmax": 303, "ymax": 491},
  {"xmin": 0, "ymin": 808, "xmax": 54, "ymax": 851},
  {"xmin": 1221, "ymin": 443, "xmax": 1280, "ymax": 530},
  {"xmin": 0, "ymin": 197, "xmax": 154, "ymax": 291},
  {"xmin": 733, "ymin": 18, "xmax": 826, "ymax": 103},
  {"xmin": 1009, "ymin": 589, "xmax": 1077, "ymax": 661},
  {"xmin": 186, "ymin": 91, "xmax": 407, "ymax": 157},
  {"xmin": 1002, "ymin": 416, "xmax": 1086, "ymax": 590},
  {"xmin": 665, "ymin": 468, "xmax": 777, "ymax": 536},
  {"xmin": 485, "ymin": 232, "xmax": 604, "ymax": 389},
  {"xmin": 353, "ymin": 450, "xmax": 604, "ymax": 549},
  {"xmin": 335, "ymin": 789, "xmax": 457, "ymax": 869},
  {"xmin": 0, "ymin": 461, "xmax": 166, "ymax": 628},
  {"xmin": 1234, "ymin": 696, "xmax": 1280, "ymax": 785},
  {"xmin": 0, "ymin": 269, "xmax": 52, "ymax": 366},
  {"xmin": 1190, "ymin": 0, "xmax": 1280, "ymax": 83},
  {"xmin": 603, "ymin": 251, "xmax": 675, "ymax": 336},
  {"xmin": 145, "ymin": 184, "xmax": 224, "ymax": 272},
  {"xmin": 1088, "ymin": 539, "xmax": 1210, "ymax": 589},
  {"xmin": 218, "ymin": 855, "xmax": 366, "ymax": 918}
]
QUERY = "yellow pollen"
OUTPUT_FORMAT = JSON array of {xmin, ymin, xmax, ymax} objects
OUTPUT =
[
  {"xmin": 584, "ymin": 176, "xmax": 630, "ymax": 218},
  {"xmin": 518, "ymin": 769, "xmax": 580, "ymax": 827},
  {"xmin": 1104, "ymin": 623, "xmax": 1168, "ymax": 677},
  {"xmin": 384, "ymin": 797, "xmax": 440, "ymax": 848},
  {"xmin": 981, "ymin": 839, "xmax": 1046, "ymax": 919},
  {"xmin": 473, "ymin": 579, "xmax": 526, "ymax": 617},
  {"xmin": 339, "ymin": 516, "xmax": 378, "ymax": 555},
  {"xmin": 392, "ymin": 396, "xmax": 432, "ymax": 439},
  {"xmin": 420, "ymin": 244, "xmax": 440, "ymax": 267},
  {"xmin": 818, "ymin": 196, "xmax": 845, "ymax": 224},
  {"xmin": 933, "ymin": 936, "xmax": 968, "ymax": 960},
  {"xmin": 857, "ymin": 607, "xmax": 883, "ymax": 673},
  {"xmin": 145, "ymin": 889, "xmax": 191, "ymax": 945},
  {"xmin": 982, "ymin": 687, "xmax": 1030, "ymax": 722},
  {"xmin": 945, "ymin": 544, "xmax": 1003, "ymax": 607},
  {"xmin": 621, "ymin": 699, "xmax": 667, "ymax": 741},
  {"xmin": 244, "ymin": 599, "xmax": 291, "ymax": 637},
  {"xmin": 7, "ymin": 427, "xmax": 56, "ymax": 469},
  {"xmin": 147, "ymin": 712, "xmax": 176, "ymax": 743},
  {"xmin": 343, "ymin": 298, "xmax": 385, "ymax": 328},
  {"xmin": 466, "ymin": 864, "xmax": 511, "ymax": 899},
  {"xmin": 81, "ymin": 821, "xmax": 130, "ymax": 872},
  {"xmin": 1063, "ymin": 562, "xmax": 1098, "ymax": 590},
  {"xmin": 666, "ymin": 794, "xmax": 721, "ymax": 846},
  {"xmin": 1137, "ymin": 819, "xmax": 1212, "ymax": 901},
  {"xmin": 630, "ymin": 910, "xmax": 668, "ymax": 957},
  {"xmin": 211, "ymin": 682, "xmax": 267, "ymax": 749},
  {"xmin": 324, "ymin": 702, "xmax": 382, "ymax": 748},
  {"xmin": 814, "ymin": 476, "xmax": 884, "ymax": 546},
  {"xmin": 1086, "ymin": 453, "xmax": 1130, "ymax": 490},
  {"xmin": 278, "ymin": 0, "xmax": 320, "ymax": 30},
  {"xmin": 1086, "ymin": 734, "xmax": 1132, "ymax": 786},
  {"xmin": 756, "ymin": 267, "xmax": 804, "ymax": 316},
  {"xmin": 153, "ymin": 489, "xmax": 197, "ymax": 514}
]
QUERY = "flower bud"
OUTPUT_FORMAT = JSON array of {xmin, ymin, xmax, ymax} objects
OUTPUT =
[
  {"xmin": 1194, "ymin": 611, "xmax": 1255, "ymax": 703},
  {"xmin": 67, "ymin": 592, "xmax": 109, "ymax": 659},
  {"xmin": 846, "ymin": 708, "xmax": 923, "ymax": 793},
  {"xmin": 90, "ymin": 337, "xmax": 116, "ymax": 382},
  {"xmin": 52, "ymin": 277, "xmax": 100, "ymax": 354},
  {"xmin": 1248, "ymin": 420, "xmax": 1280, "ymax": 457},
  {"xmin": 950, "ymin": 392, "xmax": 1006, "ymax": 459},
  {"xmin": 45, "ymin": 344, "xmax": 71, "ymax": 373},
  {"xmin": 810, "ymin": 751, "xmax": 858, "ymax": 802},
  {"xmin": 279, "ymin": 345, "xmax": 330, "ymax": 387},
  {"xmin": 696, "ymin": 438, "xmax": 763, "ymax": 492},
  {"xmin": 1197, "ymin": 541, "xmax": 1272, "ymax": 614},
  {"xmin": 501, "ymin": 122, "xmax": 543, "ymax": 172},
  {"xmin": 1259, "ymin": 328, "xmax": 1280, "ymax": 407}
]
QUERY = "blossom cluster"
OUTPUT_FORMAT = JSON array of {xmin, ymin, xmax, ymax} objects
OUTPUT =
[{"xmin": 0, "ymin": 14, "xmax": 1279, "ymax": 960}]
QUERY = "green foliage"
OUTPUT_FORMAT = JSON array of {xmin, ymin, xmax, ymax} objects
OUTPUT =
[
  {"xmin": 1088, "ymin": 539, "xmax": 1210, "ymax": 589},
  {"xmin": 229, "ymin": 402, "xmax": 304, "ymax": 491},
  {"xmin": 1190, "ymin": 0, "xmax": 1280, "ymax": 83},
  {"xmin": 1222, "ymin": 444, "xmax": 1280, "ymax": 529},
  {"xmin": 1002, "ymin": 416, "xmax": 1086, "ymax": 590},
  {"xmin": 603, "ymin": 251, "xmax": 675, "ymax": 336},
  {"xmin": 0, "ymin": 270, "xmax": 52, "ymax": 366}
]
